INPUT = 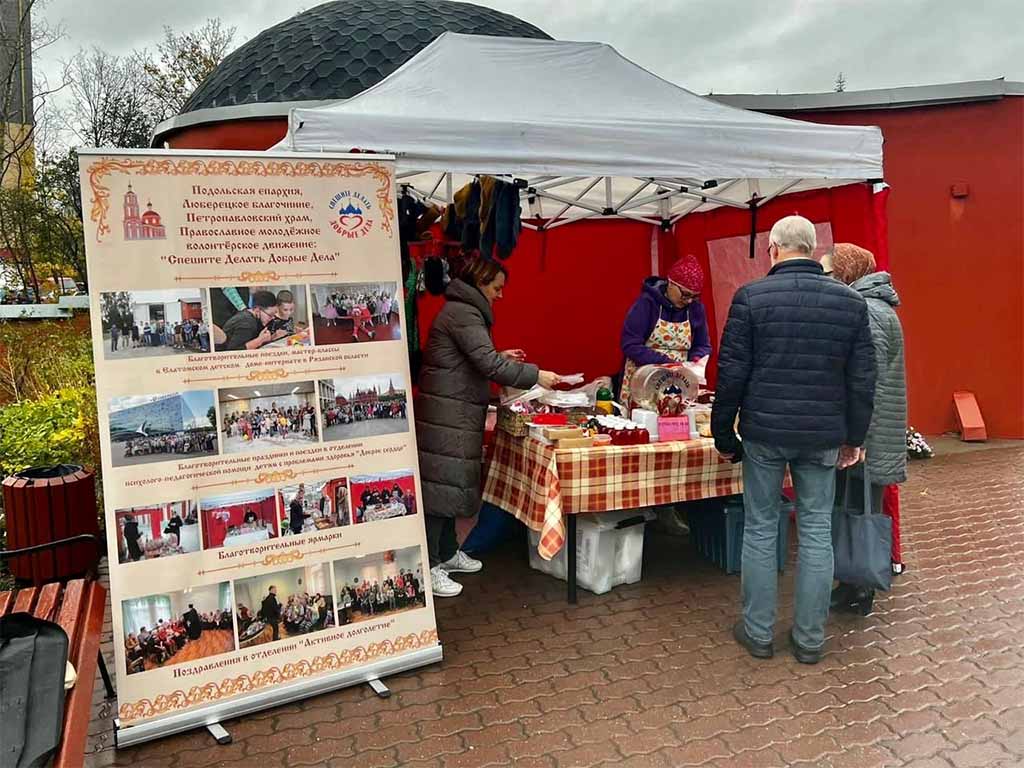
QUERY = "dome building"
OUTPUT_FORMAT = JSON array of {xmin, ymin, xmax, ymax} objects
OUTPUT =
[{"xmin": 151, "ymin": 0, "xmax": 550, "ymax": 150}]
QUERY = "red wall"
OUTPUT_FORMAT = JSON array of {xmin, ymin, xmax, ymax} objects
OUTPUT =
[
  {"xmin": 165, "ymin": 117, "xmax": 288, "ymax": 151},
  {"xmin": 415, "ymin": 185, "xmax": 882, "ymax": 389},
  {"xmin": 790, "ymin": 100, "xmax": 1024, "ymax": 438},
  {"xmin": 416, "ymin": 220, "xmax": 657, "ymax": 381},
  {"xmin": 181, "ymin": 300, "xmax": 203, "ymax": 322},
  {"xmin": 668, "ymin": 183, "xmax": 887, "ymax": 388}
]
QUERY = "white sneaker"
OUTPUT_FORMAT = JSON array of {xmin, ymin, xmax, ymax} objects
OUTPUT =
[
  {"xmin": 430, "ymin": 565, "xmax": 463, "ymax": 597},
  {"xmin": 440, "ymin": 550, "xmax": 483, "ymax": 574}
]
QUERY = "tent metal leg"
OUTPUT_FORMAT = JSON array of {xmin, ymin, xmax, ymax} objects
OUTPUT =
[
  {"xmin": 98, "ymin": 650, "xmax": 116, "ymax": 699},
  {"xmin": 567, "ymin": 515, "xmax": 578, "ymax": 604}
]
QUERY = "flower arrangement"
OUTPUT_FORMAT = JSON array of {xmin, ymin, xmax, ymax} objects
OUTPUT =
[{"xmin": 907, "ymin": 427, "xmax": 934, "ymax": 459}]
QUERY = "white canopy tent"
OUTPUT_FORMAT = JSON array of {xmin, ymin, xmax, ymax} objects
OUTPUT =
[{"xmin": 278, "ymin": 33, "xmax": 884, "ymax": 230}]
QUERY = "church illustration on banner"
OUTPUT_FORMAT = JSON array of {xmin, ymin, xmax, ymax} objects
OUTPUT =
[{"xmin": 122, "ymin": 183, "xmax": 167, "ymax": 240}]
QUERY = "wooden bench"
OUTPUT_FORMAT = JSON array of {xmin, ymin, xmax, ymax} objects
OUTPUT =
[{"xmin": 1, "ymin": 536, "xmax": 114, "ymax": 768}]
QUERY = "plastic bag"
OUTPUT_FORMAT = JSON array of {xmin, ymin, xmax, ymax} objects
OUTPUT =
[{"xmin": 500, "ymin": 373, "xmax": 586, "ymax": 408}]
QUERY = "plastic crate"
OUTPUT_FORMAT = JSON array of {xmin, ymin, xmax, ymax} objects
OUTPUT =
[
  {"xmin": 527, "ymin": 509, "xmax": 656, "ymax": 594},
  {"xmin": 686, "ymin": 496, "xmax": 792, "ymax": 574}
]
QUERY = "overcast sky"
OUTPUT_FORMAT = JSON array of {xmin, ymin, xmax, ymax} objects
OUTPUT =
[{"xmin": 36, "ymin": 0, "xmax": 1023, "ymax": 99}]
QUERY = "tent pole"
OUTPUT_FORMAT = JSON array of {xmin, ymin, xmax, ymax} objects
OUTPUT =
[
  {"xmin": 544, "ymin": 210, "xmax": 603, "ymax": 230},
  {"xmin": 615, "ymin": 180, "xmax": 653, "ymax": 212},
  {"xmin": 756, "ymin": 178, "xmax": 803, "ymax": 207},
  {"xmin": 538, "ymin": 180, "xmax": 606, "ymax": 219},
  {"xmin": 428, "ymin": 173, "xmax": 446, "ymax": 199},
  {"xmin": 748, "ymin": 197, "xmax": 760, "ymax": 259},
  {"xmin": 618, "ymin": 188, "xmax": 679, "ymax": 213},
  {"xmin": 529, "ymin": 177, "xmax": 588, "ymax": 192}
]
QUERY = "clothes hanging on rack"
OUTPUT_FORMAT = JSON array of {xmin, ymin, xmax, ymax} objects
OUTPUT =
[
  {"xmin": 494, "ymin": 181, "xmax": 522, "ymax": 259},
  {"xmin": 461, "ymin": 180, "xmax": 482, "ymax": 252},
  {"xmin": 403, "ymin": 262, "xmax": 422, "ymax": 382},
  {"xmin": 441, "ymin": 177, "xmax": 523, "ymax": 261},
  {"xmin": 422, "ymin": 255, "xmax": 450, "ymax": 296},
  {"xmin": 398, "ymin": 190, "xmax": 425, "ymax": 280}
]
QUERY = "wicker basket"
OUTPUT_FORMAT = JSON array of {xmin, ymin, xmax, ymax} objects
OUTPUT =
[{"xmin": 496, "ymin": 407, "xmax": 531, "ymax": 437}]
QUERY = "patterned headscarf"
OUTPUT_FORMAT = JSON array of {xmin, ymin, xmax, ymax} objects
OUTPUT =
[
  {"xmin": 831, "ymin": 243, "xmax": 876, "ymax": 285},
  {"xmin": 667, "ymin": 254, "xmax": 705, "ymax": 293}
]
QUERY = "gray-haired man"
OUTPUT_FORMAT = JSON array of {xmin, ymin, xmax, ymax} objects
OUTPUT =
[{"xmin": 712, "ymin": 215, "xmax": 877, "ymax": 664}]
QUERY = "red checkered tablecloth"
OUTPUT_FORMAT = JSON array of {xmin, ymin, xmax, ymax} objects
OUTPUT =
[{"xmin": 482, "ymin": 431, "xmax": 744, "ymax": 560}]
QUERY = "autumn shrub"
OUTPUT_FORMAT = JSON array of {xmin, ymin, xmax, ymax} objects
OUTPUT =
[{"xmin": 0, "ymin": 319, "xmax": 100, "ymax": 575}]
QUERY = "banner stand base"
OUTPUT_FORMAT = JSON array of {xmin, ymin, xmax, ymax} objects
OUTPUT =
[
  {"xmin": 113, "ymin": 644, "xmax": 442, "ymax": 750},
  {"xmin": 206, "ymin": 723, "xmax": 232, "ymax": 745}
]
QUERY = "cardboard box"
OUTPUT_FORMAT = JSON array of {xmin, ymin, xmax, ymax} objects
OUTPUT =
[{"xmin": 555, "ymin": 436, "xmax": 595, "ymax": 449}]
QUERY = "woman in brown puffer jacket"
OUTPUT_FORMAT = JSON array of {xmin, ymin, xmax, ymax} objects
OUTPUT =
[{"xmin": 416, "ymin": 257, "xmax": 560, "ymax": 598}]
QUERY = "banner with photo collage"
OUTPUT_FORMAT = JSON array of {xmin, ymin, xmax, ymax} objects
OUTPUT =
[{"xmin": 79, "ymin": 149, "xmax": 440, "ymax": 744}]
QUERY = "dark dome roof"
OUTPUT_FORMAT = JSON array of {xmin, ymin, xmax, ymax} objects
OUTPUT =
[{"xmin": 181, "ymin": 0, "xmax": 551, "ymax": 113}]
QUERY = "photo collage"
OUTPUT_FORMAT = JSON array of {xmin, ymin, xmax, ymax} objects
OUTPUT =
[
  {"xmin": 122, "ymin": 544, "xmax": 427, "ymax": 676},
  {"xmin": 116, "ymin": 468, "xmax": 419, "ymax": 561},
  {"xmin": 110, "ymin": 281, "xmax": 423, "ymax": 678},
  {"xmin": 101, "ymin": 283, "xmax": 410, "ymax": 469}
]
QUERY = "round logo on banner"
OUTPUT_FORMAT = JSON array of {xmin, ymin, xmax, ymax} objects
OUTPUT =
[{"xmin": 329, "ymin": 191, "xmax": 374, "ymax": 239}]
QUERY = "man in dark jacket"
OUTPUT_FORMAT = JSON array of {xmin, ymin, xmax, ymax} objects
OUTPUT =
[
  {"xmin": 289, "ymin": 495, "xmax": 307, "ymax": 536},
  {"xmin": 261, "ymin": 586, "xmax": 281, "ymax": 641},
  {"xmin": 183, "ymin": 604, "xmax": 202, "ymax": 641},
  {"xmin": 712, "ymin": 215, "xmax": 877, "ymax": 665}
]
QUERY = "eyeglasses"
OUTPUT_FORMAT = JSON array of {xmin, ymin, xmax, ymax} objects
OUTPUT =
[{"xmin": 668, "ymin": 280, "xmax": 699, "ymax": 301}]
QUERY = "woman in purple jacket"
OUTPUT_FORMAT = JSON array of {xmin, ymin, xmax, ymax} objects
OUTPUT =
[{"xmin": 619, "ymin": 254, "xmax": 712, "ymax": 404}]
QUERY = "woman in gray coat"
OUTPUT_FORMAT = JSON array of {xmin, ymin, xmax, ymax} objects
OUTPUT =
[
  {"xmin": 830, "ymin": 243, "xmax": 907, "ymax": 614},
  {"xmin": 416, "ymin": 257, "xmax": 560, "ymax": 598}
]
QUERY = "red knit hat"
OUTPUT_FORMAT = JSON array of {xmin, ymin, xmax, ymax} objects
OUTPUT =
[{"xmin": 667, "ymin": 254, "xmax": 704, "ymax": 293}]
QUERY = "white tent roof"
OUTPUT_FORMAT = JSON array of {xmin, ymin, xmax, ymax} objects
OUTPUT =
[{"xmin": 279, "ymin": 33, "xmax": 884, "ymax": 225}]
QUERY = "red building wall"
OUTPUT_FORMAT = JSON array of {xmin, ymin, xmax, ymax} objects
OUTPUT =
[
  {"xmin": 180, "ymin": 300, "xmax": 203, "ymax": 321},
  {"xmin": 790, "ymin": 100, "xmax": 1024, "ymax": 438},
  {"xmin": 166, "ymin": 118, "xmax": 289, "ymax": 151}
]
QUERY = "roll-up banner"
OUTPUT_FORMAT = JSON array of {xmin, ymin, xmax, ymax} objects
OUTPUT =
[{"xmin": 78, "ymin": 149, "xmax": 440, "ymax": 747}]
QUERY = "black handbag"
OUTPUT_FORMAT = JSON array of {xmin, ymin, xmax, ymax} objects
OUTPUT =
[
  {"xmin": 832, "ymin": 464, "xmax": 893, "ymax": 592},
  {"xmin": 0, "ymin": 613, "xmax": 70, "ymax": 768}
]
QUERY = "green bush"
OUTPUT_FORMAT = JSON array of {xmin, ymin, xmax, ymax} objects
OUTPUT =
[
  {"xmin": 0, "ymin": 386, "xmax": 99, "ymax": 476},
  {"xmin": 0, "ymin": 320, "xmax": 95, "ymax": 405},
  {"xmin": 0, "ymin": 321, "xmax": 100, "ymax": 576}
]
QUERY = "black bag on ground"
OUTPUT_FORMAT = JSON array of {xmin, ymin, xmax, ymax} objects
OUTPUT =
[
  {"xmin": 0, "ymin": 613, "xmax": 70, "ymax": 768},
  {"xmin": 832, "ymin": 464, "xmax": 893, "ymax": 591}
]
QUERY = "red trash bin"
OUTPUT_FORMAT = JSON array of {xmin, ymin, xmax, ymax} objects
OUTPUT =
[{"xmin": 3, "ymin": 464, "xmax": 99, "ymax": 583}]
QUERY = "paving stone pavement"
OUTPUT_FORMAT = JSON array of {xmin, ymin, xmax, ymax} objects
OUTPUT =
[{"xmin": 87, "ymin": 444, "xmax": 1024, "ymax": 767}]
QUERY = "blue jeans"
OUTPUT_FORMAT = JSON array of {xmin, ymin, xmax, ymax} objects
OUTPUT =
[{"xmin": 741, "ymin": 440, "xmax": 838, "ymax": 650}]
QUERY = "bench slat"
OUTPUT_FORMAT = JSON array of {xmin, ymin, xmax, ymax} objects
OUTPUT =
[
  {"xmin": 56, "ymin": 579, "xmax": 86, "ymax": 653},
  {"xmin": 33, "ymin": 582, "xmax": 63, "ymax": 622},
  {"xmin": 13, "ymin": 586, "xmax": 38, "ymax": 614},
  {"xmin": 53, "ymin": 581, "xmax": 107, "ymax": 768},
  {"xmin": 0, "ymin": 590, "xmax": 12, "ymax": 617}
]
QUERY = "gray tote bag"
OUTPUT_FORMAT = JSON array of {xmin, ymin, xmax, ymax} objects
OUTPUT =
[{"xmin": 832, "ymin": 464, "xmax": 893, "ymax": 591}]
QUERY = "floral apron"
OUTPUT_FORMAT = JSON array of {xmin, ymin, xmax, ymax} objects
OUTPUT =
[{"xmin": 620, "ymin": 309, "xmax": 692, "ymax": 406}]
